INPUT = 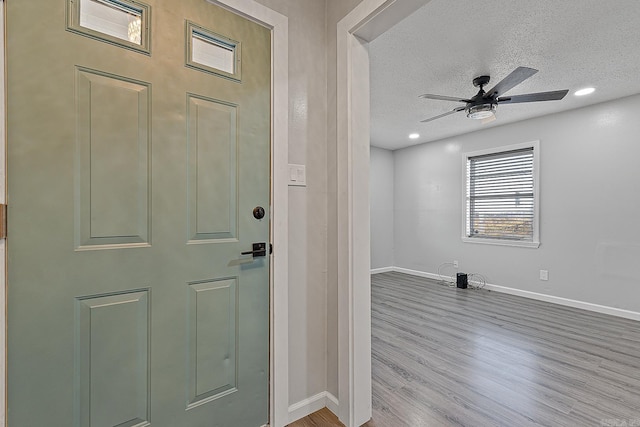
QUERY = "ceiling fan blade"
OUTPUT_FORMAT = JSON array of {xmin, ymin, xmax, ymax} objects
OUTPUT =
[
  {"xmin": 419, "ymin": 94, "xmax": 472, "ymax": 103},
  {"xmin": 497, "ymin": 90, "xmax": 569, "ymax": 104},
  {"xmin": 486, "ymin": 67, "xmax": 538, "ymax": 97},
  {"xmin": 420, "ymin": 106, "xmax": 465, "ymax": 123}
]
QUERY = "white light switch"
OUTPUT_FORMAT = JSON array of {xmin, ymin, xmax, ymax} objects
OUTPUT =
[{"xmin": 288, "ymin": 164, "xmax": 306, "ymax": 187}]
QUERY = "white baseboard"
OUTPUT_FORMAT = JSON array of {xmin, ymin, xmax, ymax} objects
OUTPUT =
[
  {"xmin": 392, "ymin": 267, "xmax": 453, "ymax": 283},
  {"xmin": 385, "ymin": 267, "xmax": 640, "ymax": 322},
  {"xmin": 370, "ymin": 266, "xmax": 394, "ymax": 274},
  {"xmin": 288, "ymin": 391, "xmax": 340, "ymax": 424},
  {"xmin": 481, "ymin": 282, "xmax": 640, "ymax": 322},
  {"xmin": 326, "ymin": 392, "xmax": 339, "ymax": 417}
]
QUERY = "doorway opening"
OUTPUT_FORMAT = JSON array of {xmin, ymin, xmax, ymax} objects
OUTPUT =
[{"xmin": 335, "ymin": 1, "xmax": 430, "ymax": 426}]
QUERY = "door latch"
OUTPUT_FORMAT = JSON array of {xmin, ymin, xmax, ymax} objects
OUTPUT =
[{"xmin": 241, "ymin": 242, "xmax": 267, "ymax": 258}]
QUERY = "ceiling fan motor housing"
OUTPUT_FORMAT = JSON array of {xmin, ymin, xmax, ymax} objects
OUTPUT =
[
  {"xmin": 472, "ymin": 75, "xmax": 491, "ymax": 88},
  {"xmin": 467, "ymin": 76, "xmax": 496, "ymax": 119}
]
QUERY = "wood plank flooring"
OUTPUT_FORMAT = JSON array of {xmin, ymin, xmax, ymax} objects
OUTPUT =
[
  {"xmin": 286, "ymin": 408, "xmax": 347, "ymax": 427},
  {"xmin": 290, "ymin": 272, "xmax": 640, "ymax": 426}
]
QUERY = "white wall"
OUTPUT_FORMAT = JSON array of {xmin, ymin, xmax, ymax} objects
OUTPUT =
[
  {"xmin": 255, "ymin": 0, "xmax": 373, "ymax": 415},
  {"xmin": 393, "ymin": 94, "xmax": 640, "ymax": 313},
  {"xmin": 255, "ymin": 0, "xmax": 330, "ymax": 409},
  {"xmin": 370, "ymin": 146, "xmax": 394, "ymax": 269},
  {"xmin": 254, "ymin": 0, "xmax": 367, "ymax": 415}
]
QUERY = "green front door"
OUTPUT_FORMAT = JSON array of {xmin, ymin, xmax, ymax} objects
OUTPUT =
[{"xmin": 6, "ymin": 0, "xmax": 271, "ymax": 425}]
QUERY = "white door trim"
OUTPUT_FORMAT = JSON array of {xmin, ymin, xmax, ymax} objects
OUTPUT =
[
  {"xmin": 1, "ymin": 1, "xmax": 290, "ymax": 426},
  {"xmin": 336, "ymin": 1, "xmax": 430, "ymax": 425},
  {"xmin": 336, "ymin": 4, "xmax": 373, "ymax": 426}
]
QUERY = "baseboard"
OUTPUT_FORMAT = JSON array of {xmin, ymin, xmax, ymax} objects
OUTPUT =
[
  {"xmin": 288, "ymin": 391, "xmax": 339, "ymax": 424},
  {"xmin": 370, "ymin": 266, "xmax": 394, "ymax": 274},
  {"xmin": 392, "ymin": 267, "xmax": 453, "ymax": 283},
  {"xmin": 326, "ymin": 392, "xmax": 339, "ymax": 417},
  {"xmin": 481, "ymin": 282, "xmax": 640, "ymax": 322},
  {"xmin": 389, "ymin": 267, "xmax": 640, "ymax": 322}
]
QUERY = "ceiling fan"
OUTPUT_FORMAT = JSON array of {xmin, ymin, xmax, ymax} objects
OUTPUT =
[{"xmin": 419, "ymin": 67, "xmax": 568, "ymax": 123}]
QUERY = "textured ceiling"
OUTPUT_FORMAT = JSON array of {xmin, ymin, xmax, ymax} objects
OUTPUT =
[{"xmin": 369, "ymin": 0, "xmax": 640, "ymax": 150}]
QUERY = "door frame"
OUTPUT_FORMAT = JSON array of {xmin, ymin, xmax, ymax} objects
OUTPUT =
[
  {"xmin": 335, "ymin": 1, "xmax": 431, "ymax": 426},
  {"xmin": 0, "ymin": 1, "xmax": 290, "ymax": 426}
]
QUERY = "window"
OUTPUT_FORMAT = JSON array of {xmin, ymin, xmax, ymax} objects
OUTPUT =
[
  {"xmin": 186, "ymin": 21, "xmax": 241, "ymax": 82},
  {"xmin": 463, "ymin": 141, "xmax": 540, "ymax": 248},
  {"xmin": 67, "ymin": 0, "xmax": 150, "ymax": 54}
]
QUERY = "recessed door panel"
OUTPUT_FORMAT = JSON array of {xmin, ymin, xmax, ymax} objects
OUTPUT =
[
  {"xmin": 187, "ymin": 278, "xmax": 238, "ymax": 408},
  {"xmin": 75, "ymin": 290, "xmax": 150, "ymax": 427},
  {"xmin": 76, "ymin": 68, "xmax": 150, "ymax": 249},
  {"xmin": 187, "ymin": 95, "xmax": 237, "ymax": 242}
]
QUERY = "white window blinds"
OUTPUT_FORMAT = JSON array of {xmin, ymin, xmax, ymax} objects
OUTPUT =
[{"xmin": 466, "ymin": 147, "xmax": 535, "ymax": 241}]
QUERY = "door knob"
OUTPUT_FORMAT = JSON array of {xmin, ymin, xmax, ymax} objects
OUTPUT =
[
  {"xmin": 253, "ymin": 206, "xmax": 265, "ymax": 220},
  {"xmin": 241, "ymin": 242, "xmax": 267, "ymax": 257}
]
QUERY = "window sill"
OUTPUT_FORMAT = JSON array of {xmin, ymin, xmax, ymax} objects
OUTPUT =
[{"xmin": 461, "ymin": 237, "xmax": 540, "ymax": 248}]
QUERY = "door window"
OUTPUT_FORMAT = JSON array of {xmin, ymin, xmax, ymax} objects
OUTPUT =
[{"xmin": 67, "ymin": 0, "xmax": 150, "ymax": 53}]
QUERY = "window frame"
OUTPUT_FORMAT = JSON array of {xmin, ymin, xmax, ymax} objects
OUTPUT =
[
  {"xmin": 185, "ymin": 21, "xmax": 242, "ymax": 82},
  {"xmin": 461, "ymin": 140, "xmax": 541, "ymax": 248},
  {"xmin": 66, "ymin": 0, "xmax": 151, "ymax": 55}
]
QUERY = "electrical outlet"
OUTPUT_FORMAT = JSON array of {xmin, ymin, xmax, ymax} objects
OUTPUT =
[
  {"xmin": 540, "ymin": 270, "xmax": 549, "ymax": 281},
  {"xmin": 453, "ymin": 260, "xmax": 459, "ymax": 268}
]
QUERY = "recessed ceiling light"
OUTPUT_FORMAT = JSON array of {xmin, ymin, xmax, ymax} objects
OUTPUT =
[
  {"xmin": 409, "ymin": 133, "xmax": 420, "ymax": 139},
  {"xmin": 574, "ymin": 87, "xmax": 595, "ymax": 96}
]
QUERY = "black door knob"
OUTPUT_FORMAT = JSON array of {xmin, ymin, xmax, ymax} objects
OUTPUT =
[{"xmin": 253, "ymin": 206, "xmax": 265, "ymax": 220}]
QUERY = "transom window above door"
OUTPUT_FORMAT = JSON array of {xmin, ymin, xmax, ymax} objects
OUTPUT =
[{"xmin": 67, "ymin": 0, "xmax": 151, "ymax": 54}]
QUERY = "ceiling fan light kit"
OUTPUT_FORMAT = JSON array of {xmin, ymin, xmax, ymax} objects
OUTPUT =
[
  {"xmin": 467, "ymin": 103, "xmax": 496, "ymax": 120},
  {"xmin": 419, "ymin": 67, "xmax": 569, "ymax": 124}
]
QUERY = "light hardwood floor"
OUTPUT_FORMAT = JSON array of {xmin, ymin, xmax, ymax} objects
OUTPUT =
[
  {"xmin": 286, "ymin": 408, "xmax": 347, "ymax": 427},
  {"xmin": 290, "ymin": 272, "xmax": 640, "ymax": 426}
]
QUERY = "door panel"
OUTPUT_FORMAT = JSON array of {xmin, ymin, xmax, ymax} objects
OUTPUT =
[
  {"xmin": 75, "ymin": 290, "xmax": 150, "ymax": 427},
  {"xmin": 187, "ymin": 278, "xmax": 238, "ymax": 407},
  {"xmin": 6, "ymin": 0, "xmax": 271, "ymax": 426},
  {"xmin": 76, "ymin": 68, "xmax": 151, "ymax": 247},
  {"xmin": 187, "ymin": 95, "xmax": 238, "ymax": 242}
]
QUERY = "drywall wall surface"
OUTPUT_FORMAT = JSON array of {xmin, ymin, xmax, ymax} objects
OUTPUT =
[
  {"xmin": 325, "ymin": 0, "xmax": 364, "ymax": 400},
  {"xmin": 370, "ymin": 146, "xmax": 394, "ymax": 269},
  {"xmin": 255, "ymin": 0, "xmax": 329, "ymax": 407},
  {"xmin": 394, "ymin": 94, "xmax": 640, "ymax": 312}
]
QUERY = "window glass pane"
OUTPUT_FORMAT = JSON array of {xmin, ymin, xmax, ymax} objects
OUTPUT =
[
  {"xmin": 466, "ymin": 148, "xmax": 535, "ymax": 241},
  {"xmin": 191, "ymin": 32, "xmax": 236, "ymax": 75},
  {"xmin": 80, "ymin": 0, "xmax": 142, "ymax": 45},
  {"xmin": 186, "ymin": 22, "xmax": 240, "ymax": 81}
]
